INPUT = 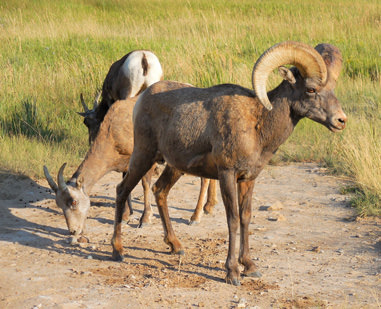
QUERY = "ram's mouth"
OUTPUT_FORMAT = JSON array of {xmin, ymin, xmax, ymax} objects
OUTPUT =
[{"xmin": 328, "ymin": 122, "xmax": 346, "ymax": 132}]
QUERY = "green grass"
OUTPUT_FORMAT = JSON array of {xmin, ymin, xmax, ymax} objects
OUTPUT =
[{"xmin": 0, "ymin": 0, "xmax": 380, "ymax": 215}]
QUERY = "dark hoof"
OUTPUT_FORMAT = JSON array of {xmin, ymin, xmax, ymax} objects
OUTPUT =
[
  {"xmin": 188, "ymin": 220, "xmax": 200, "ymax": 226},
  {"xmin": 138, "ymin": 221, "xmax": 149, "ymax": 228},
  {"xmin": 112, "ymin": 252, "xmax": 124, "ymax": 262},
  {"xmin": 172, "ymin": 249, "xmax": 185, "ymax": 256},
  {"xmin": 243, "ymin": 271, "xmax": 262, "ymax": 278},
  {"xmin": 226, "ymin": 278, "xmax": 241, "ymax": 286}
]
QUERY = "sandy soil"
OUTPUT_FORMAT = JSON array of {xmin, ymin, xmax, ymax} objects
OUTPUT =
[{"xmin": 0, "ymin": 163, "xmax": 380, "ymax": 308}]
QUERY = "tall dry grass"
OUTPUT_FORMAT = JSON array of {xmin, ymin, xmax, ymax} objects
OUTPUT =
[{"xmin": 0, "ymin": 0, "xmax": 380, "ymax": 214}]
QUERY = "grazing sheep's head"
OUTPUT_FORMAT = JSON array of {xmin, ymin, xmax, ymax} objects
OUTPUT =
[
  {"xmin": 44, "ymin": 163, "xmax": 90, "ymax": 237},
  {"xmin": 252, "ymin": 41, "xmax": 347, "ymax": 132},
  {"xmin": 78, "ymin": 92, "xmax": 101, "ymax": 145}
]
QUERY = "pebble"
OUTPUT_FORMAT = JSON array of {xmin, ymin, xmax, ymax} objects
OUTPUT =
[
  {"xmin": 77, "ymin": 236, "xmax": 89, "ymax": 243},
  {"xmin": 269, "ymin": 201, "xmax": 284, "ymax": 210},
  {"xmin": 268, "ymin": 214, "xmax": 286, "ymax": 221},
  {"xmin": 311, "ymin": 246, "xmax": 321, "ymax": 253}
]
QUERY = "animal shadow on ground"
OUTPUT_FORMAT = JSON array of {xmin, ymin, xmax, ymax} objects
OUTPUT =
[{"xmin": 0, "ymin": 170, "xmax": 112, "ymax": 260}]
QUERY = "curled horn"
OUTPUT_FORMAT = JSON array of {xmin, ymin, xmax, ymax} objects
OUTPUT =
[
  {"xmin": 57, "ymin": 163, "xmax": 68, "ymax": 192},
  {"xmin": 314, "ymin": 43, "xmax": 343, "ymax": 90},
  {"xmin": 43, "ymin": 165, "xmax": 58, "ymax": 193},
  {"xmin": 252, "ymin": 41, "xmax": 327, "ymax": 110}
]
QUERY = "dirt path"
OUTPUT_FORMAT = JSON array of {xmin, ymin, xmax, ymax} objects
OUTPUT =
[{"xmin": 0, "ymin": 163, "xmax": 380, "ymax": 308}]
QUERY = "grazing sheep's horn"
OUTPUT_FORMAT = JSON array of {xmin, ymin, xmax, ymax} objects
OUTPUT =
[
  {"xmin": 57, "ymin": 163, "xmax": 68, "ymax": 192},
  {"xmin": 314, "ymin": 43, "xmax": 343, "ymax": 89},
  {"xmin": 93, "ymin": 90, "xmax": 101, "ymax": 110},
  {"xmin": 80, "ymin": 93, "xmax": 89, "ymax": 113},
  {"xmin": 252, "ymin": 41, "xmax": 327, "ymax": 110},
  {"xmin": 43, "ymin": 165, "xmax": 58, "ymax": 193}
]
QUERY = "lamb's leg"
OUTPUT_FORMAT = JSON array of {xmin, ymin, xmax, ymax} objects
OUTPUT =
[
  {"xmin": 112, "ymin": 154, "xmax": 155, "ymax": 261},
  {"xmin": 138, "ymin": 164, "xmax": 156, "ymax": 228},
  {"xmin": 189, "ymin": 177, "xmax": 209, "ymax": 224},
  {"xmin": 238, "ymin": 181, "xmax": 261, "ymax": 278},
  {"xmin": 219, "ymin": 169, "xmax": 240, "ymax": 286},
  {"xmin": 152, "ymin": 165, "xmax": 184, "ymax": 255},
  {"xmin": 203, "ymin": 179, "xmax": 218, "ymax": 214}
]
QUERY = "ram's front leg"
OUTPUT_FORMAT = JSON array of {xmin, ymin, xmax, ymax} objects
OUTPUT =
[
  {"xmin": 238, "ymin": 180, "xmax": 261, "ymax": 278},
  {"xmin": 219, "ymin": 169, "xmax": 240, "ymax": 286},
  {"xmin": 112, "ymin": 157, "xmax": 155, "ymax": 261}
]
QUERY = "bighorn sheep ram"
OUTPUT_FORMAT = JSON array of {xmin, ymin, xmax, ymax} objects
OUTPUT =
[{"xmin": 110, "ymin": 42, "xmax": 347, "ymax": 285}]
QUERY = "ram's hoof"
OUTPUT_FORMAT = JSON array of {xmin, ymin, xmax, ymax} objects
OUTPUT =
[
  {"xmin": 188, "ymin": 220, "xmax": 200, "ymax": 226},
  {"xmin": 226, "ymin": 277, "xmax": 241, "ymax": 286},
  {"xmin": 112, "ymin": 251, "xmax": 124, "ymax": 262},
  {"xmin": 243, "ymin": 271, "xmax": 262, "ymax": 278}
]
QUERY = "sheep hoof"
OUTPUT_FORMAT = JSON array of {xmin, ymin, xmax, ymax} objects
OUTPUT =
[
  {"xmin": 138, "ymin": 221, "xmax": 149, "ymax": 228},
  {"xmin": 173, "ymin": 249, "xmax": 185, "ymax": 256},
  {"xmin": 112, "ymin": 251, "xmax": 124, "ymax": 262},
  {"xmin": 226, "ymin": 278, "xmax": 241, "ymax": 286},
  {"xmin": 188, "ymin": 219, "xmax": 200, "ymax": 226},
  {"xmin": 244, "ymin": 271, "xmax": 262, "ymax": 278}
]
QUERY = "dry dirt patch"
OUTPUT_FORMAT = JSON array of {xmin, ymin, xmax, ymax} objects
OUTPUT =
[{"xmin": 0, "ymin": 164, "xmax": 380, "ymax": 308}]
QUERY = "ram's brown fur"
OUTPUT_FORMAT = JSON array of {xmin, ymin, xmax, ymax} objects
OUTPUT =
[{"xmin": 110, "ymin": 42, "xmax": 347, "ymax": 285}]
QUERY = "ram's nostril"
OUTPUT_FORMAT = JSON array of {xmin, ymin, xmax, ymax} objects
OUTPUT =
[{"xmin": 338, "ymin": 118, "xmax": 345, "ymax": 124}]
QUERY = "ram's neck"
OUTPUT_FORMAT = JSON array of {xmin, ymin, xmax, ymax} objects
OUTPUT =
[{"xmin": 256, "ymin": 82, "xmax": 301, "ymax": 155}]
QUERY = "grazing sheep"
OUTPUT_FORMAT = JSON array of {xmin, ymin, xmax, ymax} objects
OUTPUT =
[
  {"xmin": 44, "ymin": 97, "xmax": 156, "ymax": 241},
  {"xmin": 78, "ymin": 50, "xmax": 163, "ymax": 145},
  {"xmin": 110, "ymin": 42, "xmax": 347, "ymax": 285}
]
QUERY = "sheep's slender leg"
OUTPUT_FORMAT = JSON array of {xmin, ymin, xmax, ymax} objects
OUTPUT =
[
  {"xmin": 152, "ymin": 165, "xmax": 184, "ymax": 255},
  {"xmin": 219, "ymin": 169, "xmax": 240, "ymax": 286},
  {"xmin": 138, "ymin": 164, "xmax": 156, "ymax": 228},
  {"xmin": 238, "ymin": 181, "xmax": 261, "ymax": 278},
  {"xmin": 189, "ymin": 177, "xmax": 209, "ymax": 224},
  {"xmin": 112, "ymin": 155, "xmax": 155, "ymax": 261},
  {"xmin": 121, "ymin": 172, "xmax": 133, "ymax": 221},
  {"xmin": 204, "ymin": 179, "xmax": 218, "ymax": 214}
]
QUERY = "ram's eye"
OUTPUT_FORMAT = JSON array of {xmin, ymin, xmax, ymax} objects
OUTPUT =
[
  {"xmin": 306, "ymin": 88, "xmax": 316, "ymax": 94},
  {"xmin": 71, "ymin": 200, "xmax": 78, "ymax": 209}
]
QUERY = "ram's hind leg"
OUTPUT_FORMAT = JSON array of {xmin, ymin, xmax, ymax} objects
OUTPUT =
[{"xmin": 152, "ymin": 165, "xmax": 184, "ymax": 255}]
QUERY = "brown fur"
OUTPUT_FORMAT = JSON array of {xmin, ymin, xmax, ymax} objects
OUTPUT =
[{"xmin": 110, "ymin": 43, "xmax": 347, "ymax": 285}]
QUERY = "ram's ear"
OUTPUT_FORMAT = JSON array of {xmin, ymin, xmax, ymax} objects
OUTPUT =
[{"xmin": 278, "ymin": 66, "xmax": 296, "ymax": 84}]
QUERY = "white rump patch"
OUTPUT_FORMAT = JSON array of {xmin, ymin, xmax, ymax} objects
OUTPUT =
[{"xmin": 121, "ymin": 51, "xmax": 163, "ymax": 97}]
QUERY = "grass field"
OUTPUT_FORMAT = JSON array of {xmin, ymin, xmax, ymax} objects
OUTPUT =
[{"xmin": 0, "ymin": 0, "xmax": 380, "ymax": 215}]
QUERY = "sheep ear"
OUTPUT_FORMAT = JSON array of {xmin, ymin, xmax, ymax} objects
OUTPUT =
[
  {"xmin": 278, "ymin": 66, "xmax": 296, "ymax": 84},
  {"xmin": 76, "ymin": 176, "xmax": 84, "ymax": 189}
]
